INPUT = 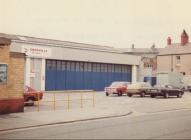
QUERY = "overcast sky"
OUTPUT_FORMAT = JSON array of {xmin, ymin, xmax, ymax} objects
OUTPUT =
[{"xmin": 0, "ymin": 0, "xmax": 191, "ymax": 48}]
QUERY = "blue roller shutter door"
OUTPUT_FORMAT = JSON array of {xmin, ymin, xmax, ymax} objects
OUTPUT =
[
  {"xmin": 45, "ymin": 60, "xmax": 56, "ymax": 91},
  {"xmin": 107, "ymin": 64, "xmax": 114, "ymax": 87},
  {"xmin": 45, "ymin": 60, "xmax": 132, "ymax": 91},
  {"xmin": 84, "ymin": 63, "xmax": 92, "ymax": 90},
  {"xmin": 55, "ymin": 61, "xmax": 66, "ymax": 90}
]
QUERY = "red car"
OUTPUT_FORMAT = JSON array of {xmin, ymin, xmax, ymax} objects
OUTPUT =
[
  {"xmin": 105, "ymin": 81, "xmax": 130, "ymax": 96},
  {"xmin": 24, "ymin": 86, "xmax": 43, "ymax": 106}
]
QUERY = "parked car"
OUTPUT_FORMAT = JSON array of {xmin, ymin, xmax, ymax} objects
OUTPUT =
[
  {"xmin": 105, "ymin": 81, "xmax": 130, "ymax": 96},
  {"xmin": 187, "ymin": 84, "xmax": 191, "ymax": 92},
  {"xmin": 149, "ymin": 85, "xmax": 184, "ymax": 98},
  {"xmin": 182, "ymin": 84, "xmax": 191, "ymax": 92},
  {"xmin": 127, "ymin": 82, "xmax": 152, "ymax": 97},
  {"xmin": 24, "ymin": 86, "xmax": 43, "ymax": 106}
]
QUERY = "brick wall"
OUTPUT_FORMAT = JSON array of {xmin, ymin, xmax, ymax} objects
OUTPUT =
[
  {"xmin": 0, "ymin": 40, "xmax": 25, "ymax": 114},
  {"xmin": 0, "ymin": 45, "xmax": 10, "ymax": 99},
  {"xmin": 157, "ymin": 54, "xmax": 191, "ymax": 75}
]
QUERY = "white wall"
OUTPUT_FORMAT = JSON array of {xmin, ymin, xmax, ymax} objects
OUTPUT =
[{"xmin": 10, "ymin": 42, "xmax": 141, "ymax": 65}]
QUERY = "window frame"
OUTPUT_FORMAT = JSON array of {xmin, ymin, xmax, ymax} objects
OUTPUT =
[
  {"xmin": 176, "ymin": 56, "xmax": 181, "ymax": 65},
  {"xmin": 0, "ymin": 64, "xmax": 8, "ymax": 84}
]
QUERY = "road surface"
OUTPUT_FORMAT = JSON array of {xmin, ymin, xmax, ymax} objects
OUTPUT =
[{"xmin": 1, "ymin": 109, "xmax": 191, "ymax": 139}]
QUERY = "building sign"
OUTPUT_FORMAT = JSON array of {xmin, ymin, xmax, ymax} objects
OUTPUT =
[
  {"xmin": 22, "ymin": 46, "xmax": 52, "ymax": 58},
  {"xmin": 0, "ymin": 64, "xmax": 7, "ymax": 84}
]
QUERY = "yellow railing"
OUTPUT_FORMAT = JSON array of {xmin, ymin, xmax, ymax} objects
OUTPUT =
[{"xmin": 24, "ymin": 91, "xmax": 96, "ymax": 112}]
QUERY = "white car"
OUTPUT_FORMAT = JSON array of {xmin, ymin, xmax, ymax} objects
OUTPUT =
[{"xmin": 127, "ymin": 82, "xmax": 152, "ymax": 97}]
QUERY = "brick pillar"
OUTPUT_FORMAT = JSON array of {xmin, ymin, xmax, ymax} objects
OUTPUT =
[{"xmin": 0, "ymin": 38, "xmax": 25, "ymax": 114}]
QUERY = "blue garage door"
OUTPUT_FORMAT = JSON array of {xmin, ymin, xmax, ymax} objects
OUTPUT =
[{"xmin": 45, "ymin": 60, "xmax": 132, "ymax": 91}]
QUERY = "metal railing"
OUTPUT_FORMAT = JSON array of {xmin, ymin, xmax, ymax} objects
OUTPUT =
[{"xmin": 24, "ymin": 91, "xmax": 96, "ymax": 112}]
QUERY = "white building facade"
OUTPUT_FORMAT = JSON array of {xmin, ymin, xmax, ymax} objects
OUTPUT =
[{"xmin": 1, "ymin": 33, "xmax": 141, "ymax": 91}]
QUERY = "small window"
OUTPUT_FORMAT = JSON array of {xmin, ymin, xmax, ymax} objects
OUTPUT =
[
  {"xmin": 96, "ymin": 64, "xmax": 100, "ymax": 72},
  {"xmin": 61, "ymin": 61, "xmax": 66, "ymax": 70},
  {"xmin": 84, "ymin": 62, "xmax": 88, "ymax": 72},
  {"xmin": 87, "ymin": 63, "xmax": 92, "ymax": 72},
  {"xmin": 52, "ymin": 61, "xmax": 57, "ymax": 69},
  {"xmin": 107, "ymin": 64, "xmax": 112, "ymax": 72},
  {"xmin": 66, "ymin": 61, "xmax": 71, "ymax": 71},
  {"xmin": 104, "ymin": 64, "xmax": 107, "ymax": 72},
  {"xmin": 111, "ymin": 64, "xmax": 115, "ymax": 72},
  {"xmin": 79, "ymin": 62, "xmax": 84, "ymax": 72},
  {"xmin": 46, "ymin": 60, "xmax": 56, "ymax": 70},
  {"xmin": 176, "ymin": 56, "xmax": 180, "ymax": 64},
  {"xmin": 115, "ymin": 65, "xmax": 121, "ymax": 73},
  {"xmin": 76, "ymin": 62, "xmax": 80, "ymax": 71},
  {"xmin": 92, "ymin": 63, "xmax": 97, "ymax": 72},
  {"xmin": 100, "ymin": 64, "xmax": 105, "ymax": 72},
  {"xmin": 57, "ymin": 61, "xmax": 62, "ymax": 70},
  {"xmin": 0, "ymin": 64, "xmax": 7, "ymax": 84},
  {"xmin": 70, "ymin": 62, "xmax": 75, "ymax": 71}
]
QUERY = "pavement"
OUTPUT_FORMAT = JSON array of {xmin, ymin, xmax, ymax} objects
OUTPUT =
[
  {"xmin": 1, "ymin": 91, "xmax": 191, "ymax": 132},
  {"xmin": 0, "ymin": 92, "xmax": 132, "ymax": 132}
]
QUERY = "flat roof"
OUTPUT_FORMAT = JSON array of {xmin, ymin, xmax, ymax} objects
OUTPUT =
[{"xmin": 0, "ymin": 33, "xmax": 123, "ymax": 53}]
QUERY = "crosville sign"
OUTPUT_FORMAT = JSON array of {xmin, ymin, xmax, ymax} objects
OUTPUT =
[{"xmin": 22, "ymin": 46, "xmax": 52, "ymax": 58}]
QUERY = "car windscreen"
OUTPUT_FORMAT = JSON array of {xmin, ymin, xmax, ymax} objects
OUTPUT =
[
  {"xmin": 110, "ymin": 82, "xmax": 127, "ymax": 87},
  {"xmin": 154, "ymin": 85, "xmax": 173, "ymax": 88}
]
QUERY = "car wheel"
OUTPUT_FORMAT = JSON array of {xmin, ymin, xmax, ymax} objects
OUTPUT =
[
  {"xmin": 106, "ymin": 92, "xmax": 109, "ymax": 96},
  {"xmin": 140, "ymin": 92, "xmax": 145, "ymax": 97},
  {"xmin": 177, "ymin": 92, "xmax": 182, "ymax": 98},
  {"xmin": 118, "ymin": 91, "xmax": 122, "ymax": 96},
  {"xmin": 26, "ymin": 98, "xmax": 35, "ymax": 106},
  {"xmin": 164, "ymin": 92, "xmax": 169, "ymax": 98},
  {"xmin": 128, "ymin": 94, "xmax": 132, "ymax": 97},
  {"xmin": 151, "ymin": 94, "xmax": 156, "ymax": 98}
]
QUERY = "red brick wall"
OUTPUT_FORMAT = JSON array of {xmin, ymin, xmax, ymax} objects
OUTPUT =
[{"xmin": 0, "ymin": 43, "xmax": 25, "ymax": 114}]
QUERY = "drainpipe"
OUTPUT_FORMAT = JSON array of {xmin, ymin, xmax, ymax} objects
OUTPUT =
[{"xmin": 171, "ymin": 55, "xmax": 173, "ymax": 72}]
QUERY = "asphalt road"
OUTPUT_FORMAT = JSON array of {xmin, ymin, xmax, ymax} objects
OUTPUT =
[{"xmin": 1, "ymin": 109, "xmax": 191, "ymax": 139}]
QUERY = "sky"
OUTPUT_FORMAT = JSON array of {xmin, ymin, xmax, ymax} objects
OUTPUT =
[{"xmin": 0, "ymin": 0, "xmax": 191, "ymax": 48}]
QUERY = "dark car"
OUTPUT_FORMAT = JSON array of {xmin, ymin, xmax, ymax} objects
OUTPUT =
[
  {"xmin": 182, "ymin": 84, "xmax": 191, "ymax": 92},
  {"xmin": 24, "ymin": 86, "xmax": 43, "ymax": 106},
  {"xmin": 149, "ymin": 85, "xmax": 184, "ymax": 98}
]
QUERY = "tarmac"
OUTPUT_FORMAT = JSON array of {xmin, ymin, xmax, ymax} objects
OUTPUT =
[{"xmin": 0, "ymin": 92, "xmax": 132, "ymax": 132}]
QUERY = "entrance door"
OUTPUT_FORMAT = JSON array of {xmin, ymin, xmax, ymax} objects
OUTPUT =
[{"xmin": 30, "ymin": 58, "xmax": 42, "ymax": 90}]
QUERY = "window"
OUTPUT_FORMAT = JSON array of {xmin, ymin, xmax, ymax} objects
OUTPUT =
[
  {"xmin": 51, "ymin": 61, "xmax": 57, "ymax": 69},
  {"xmin": 104, "ymin": 64, "xmax": 107, "ymax": 72},
  {"xmin": 96, "ymin": 64, "xmax": 100, "ymax": 72},
  {"xmin": 111, "ymin": 64, "xmax": 115, "ymax": 72},
  {"xmin": 122, "ymin": 65, "xmax": 126, "ymax": 73},
  {"xmin": 66, "ymin": 61, "xmax": 71, "ymax": 71},
  {"xmin": 76, "ymin": 62, "xmax": 80, "ymax": 71},
  {"xmin": 0, "ymin": 64, "xmax": 7, "ymax": 84},
  {"xmin": 79, "ymin": 62, "xmax": 84, "ymax": 72},
  {"xmin": 115, "ymin": 65, "xmax": 121, "ymax": 73},
  {"xmin": 107, "ymin": 64, "xmax": 112, "ymax": 72},
  {"xmin": 46, "ymin": 60, "xmax": 56, "ymax": 70},
  {"xmin": 70, "ymin": 62, "xmax": 75, "ymax": 71},
  {"xmin": 61, "ymin": 61, "xmax": 66, "ymax": 70},
  {"xmin": 84, "ymin": 62, "xmax": 88, "ymax": 72},
  {"xmin": 92, "ymin": 63, "xmax": 97, "ymax": 72},
  {"xmin": 87, "ymin": 63, "xmax": 92, "ymax": 72},
  {"xmin": 57, "ymin": 61, "xmax": 62, "ymax": 70},
  {"xmin": 100, "ymin": 64, "xmax": 105, "ymax": 72},
  {"xmin": 176, "ymin": 56, "xmax": 180, "ymax": 65},
  {"xmin": 144, "ymin": 63, "xmax": 153, "ymax": 68}
]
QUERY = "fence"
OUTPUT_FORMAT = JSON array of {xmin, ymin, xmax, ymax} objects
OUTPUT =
[{"xmin": 24, "ymin": 91, "xmax": 96, "ymax": 112}]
